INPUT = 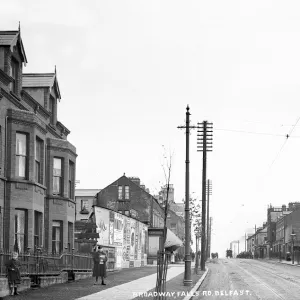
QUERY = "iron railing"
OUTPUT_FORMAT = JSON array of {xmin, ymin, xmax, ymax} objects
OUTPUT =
[{"xmin": 0, "ymin": 249, "xmax": 93, "ymax": 278}]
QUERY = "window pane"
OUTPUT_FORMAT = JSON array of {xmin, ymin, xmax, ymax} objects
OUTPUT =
[
  {"xmin": 16, "ymin": 156, "xmax": 26, "ymax": 177},
  {"xmin": 125, "ymin": 186, "xmax": 129, "ymax": 199},
  {"xmin": 15, "ymin": 210, "xmax": 26, "ymax": 253},
  {"xmin": 35, "ymin": 139, "xmax": 41, "ymax": 161},
  {"xmin": 52, "ymin": 221, "xmax": 62, "ymax": 253},
  {"xmin": 55, "ymin": 227, "xmax": 60, "ymax": 241},
  {"xmin": 35, "ymin": 161, "xmax": 40, "ymax": 182},
  {"xmin": 16, "ymin": 133, "xmax": 26, "ymax": 155},
  {"xmin": 118, "ymin": 186, "xmax": 123, "ymax": 199},
  {"xmin": 53, "ymin": 177, "xmax": 61, "ymax": 194},
  {"xmin": 53, "ymin": 158, "xmax": 62, "ymax": 176}
]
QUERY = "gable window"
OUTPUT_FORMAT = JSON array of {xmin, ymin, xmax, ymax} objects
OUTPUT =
[
  {"xmin": 53, "ymin": 158, "xmax": 62, "ymax": 195},
  {"xmin": 35, "ymin": 138, "xmax": 43, "ymax": 184},
  {"xmin": 11, "ymin": 58, "xmax": 19, "ymax": 94},
  {"xmin": 52, "ymin": 221, "xmax": 63, "ymax": 254},
  {"xmin": 68, "ymin": 161, "xmax": 74, "ymax": 199},
  {"xmin": 125, "ymin": 186, "xmax": 129, "ymax": 200},
  {"xmin": 16, "ymin": 133, "xmax": 27, "ymax": 179},
  {"xmin": 118, "ymin": 186, "xmax": 123, "ymax": 200},
  {"xmin": 49, "ymin": 97, "xmax": 54, "ymax": 123}
]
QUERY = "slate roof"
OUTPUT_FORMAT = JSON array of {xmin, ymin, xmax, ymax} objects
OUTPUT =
[
  {"xmin": 22, "ymin": 73, "xmax": 61, "ymax": 99},
  {"xmin": 0, "ymin": 30, "xmax": 27, "ymax": 63},
  {"xmin": 75, "ymin": 189, "xmax": 102, "ymax": 197},
  {"xmin": 0, "ymin": 31, "xmax": 18, "ymax": 45}
]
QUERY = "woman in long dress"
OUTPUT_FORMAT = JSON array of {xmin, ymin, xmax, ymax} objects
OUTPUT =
[{"xmin": 92, "ymin": 245, "xmax": 108, "ymax": 285}]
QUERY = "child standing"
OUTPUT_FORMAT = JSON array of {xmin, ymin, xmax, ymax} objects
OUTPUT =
[{"xmin": 6, "ymin": 252, "xmax": 21, "ymax": 296}]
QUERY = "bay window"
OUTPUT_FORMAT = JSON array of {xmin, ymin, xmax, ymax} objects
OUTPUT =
[
  {"xmin": 35, "ymin": 138, "xmax": 43, "ymax": 184},
  {"xmin": 16, "ymin": 133, "xmax": 27, "ymax": 178},
  {"xmin": 68, "ymin": 161, "xmax": 74, "ymax": 199},
  {"xmin": 14, "ymin": 209, "xmax": 27, "ymax": 253},
  {"xmin": 34, "ymin": 211, "xmax": 43, "ymax": 249},
  {"xmin": 53, "ymin": 158, "xmax": 62, "ymax": 195},
  {"xmin": 52, "ymin": 221, "xmax": 62, "ymax": 254}
]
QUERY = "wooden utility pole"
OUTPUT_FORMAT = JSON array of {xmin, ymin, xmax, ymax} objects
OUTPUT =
[
  {"xmin": 208, "ymin": 217, "xmax": 212, "ymax": 258},
  {"xmin": 197, "ymin": 121, "xmax": 213, "ymax": 271},
  {"xmin": 178, "ymin": 106, "xmax": 197, "ymax": 286},
  {"xmin": 255, "ymin": 224, "xmax": 257, "ymax": 258},
  {"xmin": 206, "ymin": 180, "xmax": 212, "ymax": 260}
]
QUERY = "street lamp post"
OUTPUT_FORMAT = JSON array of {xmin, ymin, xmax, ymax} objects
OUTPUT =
[
  {"xmin": 178, "ymin": 106, "xmax": 193, "ymax": 286},
  {"xmin": 291, "ymin": 230, "xmax": 296, "ymax": 265}
]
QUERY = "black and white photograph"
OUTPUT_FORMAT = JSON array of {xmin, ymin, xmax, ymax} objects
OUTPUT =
[{"xmin": 1, "ymin": 1, "xmax": 300, "ymax": 299}]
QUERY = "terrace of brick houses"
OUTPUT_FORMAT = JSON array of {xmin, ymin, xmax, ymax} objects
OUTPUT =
[{"xmin": 246, "ymin": 202, "xmax": 300, "ymax": 261}]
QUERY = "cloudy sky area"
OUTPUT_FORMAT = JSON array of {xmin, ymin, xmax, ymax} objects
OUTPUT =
[{"xmin": 2, "ymin": 0, "xmax": 300, "ymax": 256}]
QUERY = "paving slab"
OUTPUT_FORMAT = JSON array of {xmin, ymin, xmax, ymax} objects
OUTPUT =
[{"xmin": 75, "ymin": 265, "xmax": 185, "ymax": 300}]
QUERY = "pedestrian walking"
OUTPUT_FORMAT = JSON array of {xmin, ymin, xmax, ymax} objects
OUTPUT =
[
  {"xmin": 6, "ymin": 251, "xmax": 21, "ymax": 296},
  {"xmin": 92, "ymin": 245, "xmax": 108, "ymax": 285}
]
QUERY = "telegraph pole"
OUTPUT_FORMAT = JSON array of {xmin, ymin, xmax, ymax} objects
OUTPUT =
[
  {"xmin": 206, "ymin": 180, "xmax": 212, "ymax": 260},
  {"xmin": 178, "ymin": 106, "xmax": 197, "ymax": 286},
  {"xmin": 208, "ymin": 217, "xmax": 212, "ymax": 258},
  {"xmin": 255, "ymin": 224, "xmax": 257, "ymax": 258},
  {"xmin": 197, "ymin": 121, "xmax": 213, "ymax": 271}
]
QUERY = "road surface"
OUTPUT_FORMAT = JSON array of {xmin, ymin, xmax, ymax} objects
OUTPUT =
[{"xmin": 196, "ymin": 258, "xmax": 300, "ymax": 300}]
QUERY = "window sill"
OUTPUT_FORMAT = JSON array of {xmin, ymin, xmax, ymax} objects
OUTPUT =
[
  {"xmin": 49, "ymin": 194, "xmax": 76, "ymax": 204},
  {"xmin": 8, "ymin": 178, "xmax": 47, "ymax": 189}
]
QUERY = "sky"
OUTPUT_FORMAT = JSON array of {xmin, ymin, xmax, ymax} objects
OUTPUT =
[{"xmin": 2, "ymin": 0, "xmax": 300, "ymax": 257}]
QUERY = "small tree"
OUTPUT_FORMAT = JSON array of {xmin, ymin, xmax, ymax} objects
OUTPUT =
[
  {"xmin": 155, "ymin": 147, "xmax": 174, "ymax": 300},
  {"xmin": 190, "ymin": 198, "xmax": 201, "ymax": 272}
]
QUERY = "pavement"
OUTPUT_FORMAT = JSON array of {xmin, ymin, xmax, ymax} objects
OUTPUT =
[
  {"xmin": 257, "ymin": 258, "xmax": 300, "ymax": 267},
  {"xmin": 1, "ymin": 262, "xmax": 209, "ymax": 300},
  {"xmin": 75, "ymin": 264, "xmax": 185, "ymax": 300}
]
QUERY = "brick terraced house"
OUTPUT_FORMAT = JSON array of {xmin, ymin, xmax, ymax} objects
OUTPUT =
[{"xmin": 0, "ymin": 27, "xmax": 77, "ymax": 253}]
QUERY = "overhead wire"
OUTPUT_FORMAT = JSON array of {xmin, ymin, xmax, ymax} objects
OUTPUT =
[
  {"xmin": 213, "ymin": 118, "xmax": 300, "ymax": 169},
  {"xmin": 214, "ymin": 128, "xmax": 289, "ymax": 137},
  {"xmin": 269, "ymin": 116, "xmax": 300, "ymax": 169}
]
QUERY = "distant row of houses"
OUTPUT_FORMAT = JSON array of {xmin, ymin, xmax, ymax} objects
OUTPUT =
[{"xmin": 246, "ymin": 202, "xmax": 300, "ymax": 258}]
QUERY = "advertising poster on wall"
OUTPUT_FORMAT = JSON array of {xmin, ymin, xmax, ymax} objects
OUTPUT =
[
  {"xmin": 130, "ymin": 219, "xmax": 135, "ymax": 260},
  {"xmin": 126, "ymin": 218, "xmax": 131, "ymax": 260},
  {"xmin": 93, "ymin": 206, "xmax": 148, "ymax": 268},
  {"xmin": 115, "ymin": 246, "xmax": 123, "ymax": 269},
  {"xmin": 114, "ymin": 213, "xmax": 123, "ymax": 246},
  {"xmin": 141, "ymin": 226, "xmax": 145, "ymax": 258},
  {"xmin": 109, "ymin": 211, "xmax": 114, "ymax": 245},
  {"xmin": 94, "ymin": 206, "xmax": 109, "ymax": 246},
  {"xmin": 135, "ymin": 221, "xmax": 138, "ymax": 260}
]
